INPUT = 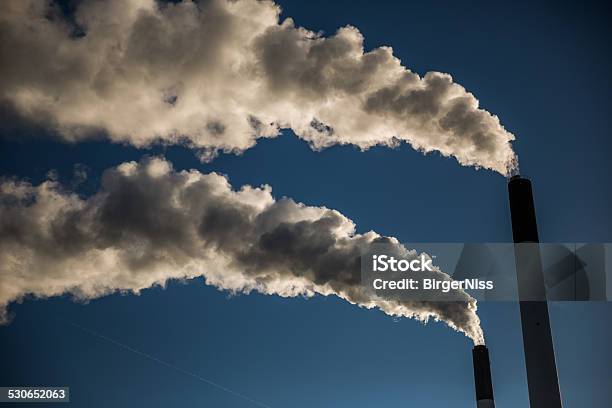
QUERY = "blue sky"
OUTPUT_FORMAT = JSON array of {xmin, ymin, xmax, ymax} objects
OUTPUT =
[{"xmin": 1, "ymin": 0, "xmax": 611, "ymax": 407}]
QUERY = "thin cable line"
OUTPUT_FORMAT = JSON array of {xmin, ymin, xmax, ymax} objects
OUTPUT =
[{"xmin": 61, "ymin": 319, "xmax": 273, "ymax": 408}]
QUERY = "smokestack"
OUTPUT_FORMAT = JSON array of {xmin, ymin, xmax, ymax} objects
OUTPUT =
[
  {"xmin": 508, "ymin": 175, "xmax": 539, "ymax": 243},
  {"xmin": 508, "ymin": 175, "xmax": 563, "ymax": 408},
  {"xmin": 472, "ymin": 345, "xmax": 495, "ymax": 408}
]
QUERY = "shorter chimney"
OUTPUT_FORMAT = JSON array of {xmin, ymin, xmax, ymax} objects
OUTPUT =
[{"xmin": 472, "ymin": 345, "xmax": 495, "ymax": 408}]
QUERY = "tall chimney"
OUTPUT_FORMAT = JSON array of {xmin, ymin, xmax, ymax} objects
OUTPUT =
[
  {"xmin": 508, "ymin": 175, "xmax": 563, "ymax": 407},
  {"xmin": 472, "ymin": 345, "xmax": 495, "ymax": 408}
]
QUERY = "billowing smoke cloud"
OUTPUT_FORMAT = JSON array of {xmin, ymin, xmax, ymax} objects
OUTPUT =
[
  {"xmin": 0, "ymin": 0, "xmax": 517, "ymax": 175},
  {"xmin": 0, "ymin": 157, "xmax": 484, "ymax": 344}
]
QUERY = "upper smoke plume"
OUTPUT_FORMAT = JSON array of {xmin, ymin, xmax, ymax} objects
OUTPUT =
[
  {"xmin": 0, "ymin": 157, "xmax": 484, "ymax": 344},
  {"xmin": 0, "ymin": 0, "xmax": 517, "ymax": 175}
]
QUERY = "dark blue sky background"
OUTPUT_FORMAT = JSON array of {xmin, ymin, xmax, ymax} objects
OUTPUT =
[{"xmin": 1, "ymin": 0, "xmax": 611, "ymax": 406}]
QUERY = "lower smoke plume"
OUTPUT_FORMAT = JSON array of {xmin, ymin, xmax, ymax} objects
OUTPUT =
[{"xmin": 0, "ymin": 157, "xmax": 483, "ymax": 343}]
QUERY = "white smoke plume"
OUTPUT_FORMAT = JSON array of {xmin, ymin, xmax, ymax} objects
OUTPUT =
[
  {"xmin": 0, "ymin": 157, "xmax": 484, "ymax": 344},
  {"xmin": 0, "ymin": 0, "xmax": 517, "ymax": 175}
]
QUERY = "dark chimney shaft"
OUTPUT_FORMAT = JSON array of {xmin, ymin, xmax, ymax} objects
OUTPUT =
[
  {"xmin": 472, "ymin": 345, "xmax": 495, "ymax": 408},
  {"xmin": 508, "ymin": 175, "xmax": 563, "ymax": 408}
]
